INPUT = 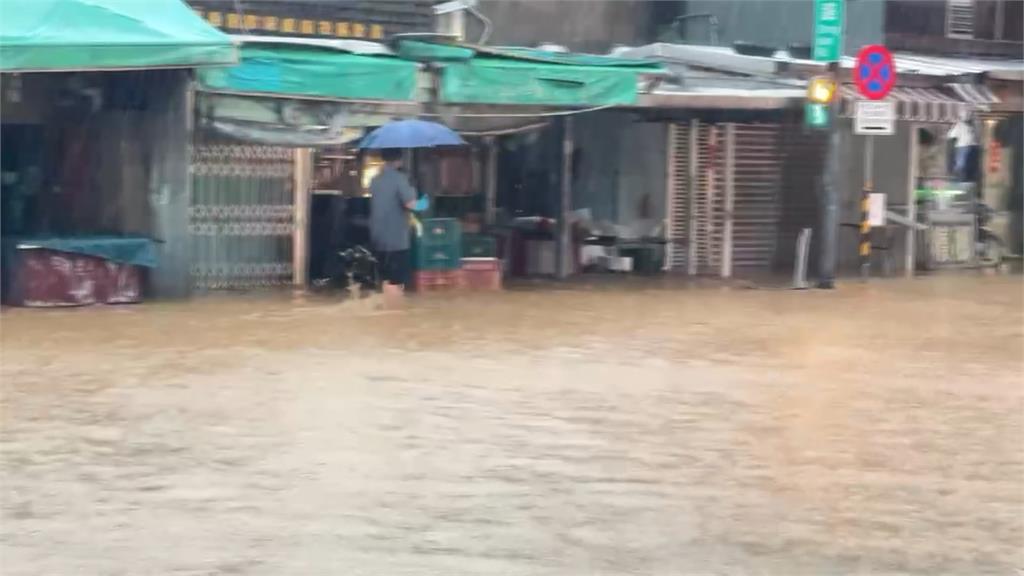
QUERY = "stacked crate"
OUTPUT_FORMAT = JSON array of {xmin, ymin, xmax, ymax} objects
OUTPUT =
[
  {"xmin": 461, "ymin": 257, "xmax": 502, "ymax": 291},
  {"xmin": 411, "ymin": 218, "xmax": 462, "ymax": 292},
  {"xmin": 461, "ymin": 233, "xmax": 497, "ymax": 258}
]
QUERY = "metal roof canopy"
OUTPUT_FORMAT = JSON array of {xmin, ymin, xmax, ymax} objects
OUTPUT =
[
  {"xmin": 613, "ymin": 44, "xmax": 807, "ymax": 111},
  {"xmin": 615, "ymin": 42, "xmax": 1018, "ymax": 116},
  {"xmin": 615, "ymin": 43, "xmax": 1024, "ymax": 84}
]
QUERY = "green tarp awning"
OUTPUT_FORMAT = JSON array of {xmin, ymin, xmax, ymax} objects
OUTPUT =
[
  {"xmin": 441, "ymin": 57, "xmax": 663, "ymax": 106},
  {"xmin": 197, "ymin": 45, "xmax": 418, "ymax": 102},
  {"xmin": 4, "ymin": 236, "xmax": 158, "ymax": 268},
  {"xmin": 0, "ymin": 0, "xmax": 237, "ymax": 72},
  {"xmin": 394, "ymin": 38, "xmax": 665, "ymax": 106}
]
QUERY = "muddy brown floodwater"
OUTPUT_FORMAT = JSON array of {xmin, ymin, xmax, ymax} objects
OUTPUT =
[{"xmin": 1, "ymin": 275, "xmax": 1022, "ymax": 575}]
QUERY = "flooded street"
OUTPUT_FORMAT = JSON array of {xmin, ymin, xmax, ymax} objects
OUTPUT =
[{"xmin": 1, "ymin": 275, "xmax": 1022, "ymax": 575}]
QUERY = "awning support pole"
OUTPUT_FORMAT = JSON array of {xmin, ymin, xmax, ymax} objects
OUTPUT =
[
  {"xmin": 485, "ymin": 136, "xmax": 498, "ymax": 226},
  {"xmin": 906, "ymin": 122, "xmax": 919, "ymax": 277},
  {"xmin": 292, "ymin": 148, "xmax": 312, "ymax": 287},
  {"xmin": 557, "ymin": 117, "xmax": 574, "ymax": 279},
  {"xmin": 721, "ymin": 123, "xmax": 736, "ymax": 279}
]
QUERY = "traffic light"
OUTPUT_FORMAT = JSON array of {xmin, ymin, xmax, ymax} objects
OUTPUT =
[
  {"xmin": 804, "ymin": 75, "xmax": 836, "ymax": 129},
  {"xmin": 807, "ymin": 76, "xmax": 837, "ymax": 104}
]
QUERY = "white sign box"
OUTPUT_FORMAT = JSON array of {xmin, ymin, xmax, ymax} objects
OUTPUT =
[
  {"xmin": 868, "ymin": 193, "xmax": 887, "ymax": 227},
  {"xmin": 855, "ymin": 100, "xmax": 896, "ymax": 135}
]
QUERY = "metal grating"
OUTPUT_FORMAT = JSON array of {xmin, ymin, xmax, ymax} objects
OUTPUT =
[
  {"xmin": 190, "ymin": 140, "xmax": 296, "ymax": 290},
  {"xmin": 693, "ymin": 125, "xmax": 725, "ymax": 274},
  {"xmin": 669, "ymin": 121, "xmax": 806, "ymax": 275},
  {"xmin": 668, "ymin": 122, "xmax": 691, "ymax": 272}
]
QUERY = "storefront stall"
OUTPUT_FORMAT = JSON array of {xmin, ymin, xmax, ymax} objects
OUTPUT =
[
  {"xmin": 191, "ymin": 36, "xmax": 419, "ymax": 290},
  {"xmin": 394, "ymin": 37, "xmax": 668, "ymax": 280},
  {"xmin": 0, "ymin": 0, "xmax": 237, "ymax": 304}
]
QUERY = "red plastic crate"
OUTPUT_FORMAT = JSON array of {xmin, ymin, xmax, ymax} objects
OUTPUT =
[
  {"xmin": 411, "ymin": 269, "xmax": 464, "ymax": 293},
  {"xmin": 461, "ymin": 258, "xmax": 502, "ymax": 291}
]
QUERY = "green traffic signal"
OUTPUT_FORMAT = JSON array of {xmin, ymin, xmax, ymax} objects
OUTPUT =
[{"xmin": 804, "ymin": 102, "xmax": 830, "ymax": 128}]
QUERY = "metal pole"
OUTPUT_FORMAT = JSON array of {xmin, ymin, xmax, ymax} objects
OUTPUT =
[
  {"xmin": 721, "ymin": 123, "xmax": 736, "ymax": 278},
  {"xmin": 484, "ymin": 136, "xmax": 497, "ymax": 226},
  {"xmin": 818, "ymin": 62, "xmax": 840, "ymax": 289},
  {"xmin": 860, "ymin": 134, "xmax": 874, "ymax": 278},
  {"xmin": 905, "ymin": 122, "xmax": 919, "ymax": 277},
  {"xmin": 557, "ymin": 116, "xmax": 574, "ymax": 279},
  {"xmin": 292, "ymin": 148, "xmax": 311, "ymax": 287}
]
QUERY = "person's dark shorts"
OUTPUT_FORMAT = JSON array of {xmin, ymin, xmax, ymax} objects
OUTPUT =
[{"xmin": 378, "ymin": 250, "xmax": 409, "ymax": 286}]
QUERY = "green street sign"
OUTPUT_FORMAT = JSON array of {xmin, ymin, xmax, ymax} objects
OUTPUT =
[
  {"xmin": 805, "ymin": 103, "xmax": 830, "ymax": 128},
  {"xmin": 813, "ymin": 0, "xmax": 844, "ymax": 62}
]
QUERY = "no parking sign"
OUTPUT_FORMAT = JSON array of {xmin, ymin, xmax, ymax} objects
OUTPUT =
[{"xmin": 854, "ymin": 45, "xmax": 896, "ymax": 100}]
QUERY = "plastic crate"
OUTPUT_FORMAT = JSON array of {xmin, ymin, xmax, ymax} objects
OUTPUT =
[
  {"xmin": 412, "ymin": 242, "xmax": 461, "ymax": 270},
  {"xmin": 462, "ymin": 234, "xmax": 497, "ymax": 258},
  {"xmin": 412, "ymin": 269, "xmax": 464, "ymax": 293},
  {"xmin": 461, "ymin": 258, "xmax": 502, "ymax": 291},
  {"xmin": 419, "ymin": 218, "xmax": 462, "ymax": 247}
]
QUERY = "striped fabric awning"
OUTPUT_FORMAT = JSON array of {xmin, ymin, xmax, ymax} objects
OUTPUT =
[
  {"xmin": 947, "ymin": 83, "xmax": 1000, "ymax": 106},
  {"xmin": 840, "ymin": 84, "xmax": 1000, "ymax": 123}
]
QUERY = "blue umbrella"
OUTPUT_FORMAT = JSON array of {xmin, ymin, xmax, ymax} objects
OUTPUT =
[{"xmin": 358, "ymin": 119, "xmax": 466, "ymax": 149}]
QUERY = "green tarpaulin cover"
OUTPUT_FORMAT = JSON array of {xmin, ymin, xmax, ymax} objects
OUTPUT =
[
  {"xmin": 441, "ymin": 57, "xmax": 663, "ymax": 106},
  {"xmin": 4, "ymin": 236, "xmax": 158, "ymax": 268},
  {"xmin": 393, "ymin": 38, "xmax": 665, "ymax": 106},
  {"xmin": 0, "ymin": 0, "xmax": 237, "ymax": 72},
  {"xmin": 198, "ymin": 45, "xmax": 418, "ymax": 102}
]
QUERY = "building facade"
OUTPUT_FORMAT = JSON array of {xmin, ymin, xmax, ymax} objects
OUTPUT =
[{"xmin": 186, "ymin": 0, "xmax": 433, "ymax": 42}]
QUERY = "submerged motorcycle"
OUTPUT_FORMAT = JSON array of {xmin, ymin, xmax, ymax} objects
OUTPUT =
[{"xmin": 974, "ymin": 201, "xmax": 1005, "ymax": 268}]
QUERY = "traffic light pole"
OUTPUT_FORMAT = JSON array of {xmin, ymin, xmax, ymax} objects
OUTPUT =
[{"xmin": 818, "ymin": 62, "xmax": 840, "ymax": 289}]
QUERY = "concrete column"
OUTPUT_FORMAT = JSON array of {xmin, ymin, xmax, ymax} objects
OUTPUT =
[{"xmin": 148, "ymin": 70, "xmax": 192, "ymax": 299}]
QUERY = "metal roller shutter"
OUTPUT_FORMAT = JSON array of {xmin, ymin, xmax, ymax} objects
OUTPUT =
[{"xmin": 732, "ymin": 124, "xmax": 784, "ymax": 271}]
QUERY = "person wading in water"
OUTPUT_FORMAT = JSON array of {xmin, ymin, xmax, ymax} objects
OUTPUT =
[{"xmin": 369, "ymin": 148, "xmax": 426, "ymax": 297}]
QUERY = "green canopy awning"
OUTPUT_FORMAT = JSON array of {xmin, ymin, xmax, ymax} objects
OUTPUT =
[
  {"xmin": 197, "ymin": 44, "xmax": 418, "ymax": 102},
  {"xmin": 441, "ymin": 57, "xmax": 664, "ymax": 106},
  {"xmin": 0, "ymin": 0, "xmax": 237, "ymax": 72},
  {"xmin": 393, "ymin": 38, "xmax": 665, "ymax": 106}
]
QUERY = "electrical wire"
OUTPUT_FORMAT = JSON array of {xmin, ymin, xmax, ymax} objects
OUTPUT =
[{"xmin": 457, "ymin": 121, "xmax": 550, "ymax": 137}]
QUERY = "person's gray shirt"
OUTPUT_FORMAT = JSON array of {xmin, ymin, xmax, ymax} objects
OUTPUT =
[{"xmin": 369, "ymin": 165, "xmax": 417, "ymax": 251}]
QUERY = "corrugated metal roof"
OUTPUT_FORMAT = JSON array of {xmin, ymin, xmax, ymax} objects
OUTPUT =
[
  {"xmin": 231, "ymin": 35, "xmax": 396, "ymax": 55},
  {"xmin": 635, "ymin": 86, "xmax": 804, "ymax": 110},
  {"xmin": 841, "ymin": 53, "xmax": 1024, "ymax": 76},
  {"xmin": 615, "ymin": 42, "xmax": 1024, "ymax": 79}
]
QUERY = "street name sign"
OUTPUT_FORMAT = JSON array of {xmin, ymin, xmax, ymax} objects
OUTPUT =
[{"xmin": 812, "ymin": 0, "xmax": 845, "ymax": 62}]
